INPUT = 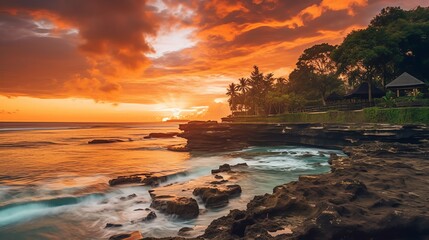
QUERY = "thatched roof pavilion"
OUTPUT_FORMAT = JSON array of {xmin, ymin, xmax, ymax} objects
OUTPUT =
[
  {"xmin": 386, "ymin": 72, "xmax": 425, "ymax": 89},
  {"xmin": 386, "ymin": 72, "xmax": 426, "ymax": 97}
]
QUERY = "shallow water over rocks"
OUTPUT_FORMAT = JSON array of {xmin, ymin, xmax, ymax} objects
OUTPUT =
[{"xmin": 0, "ymin": 122, "xmax": 343, "ymax": 239}]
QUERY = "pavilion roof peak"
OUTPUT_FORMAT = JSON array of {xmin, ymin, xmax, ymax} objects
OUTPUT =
[{"xmin": 386, "ymin": 72, "xmax": 425, "ymax": 88}]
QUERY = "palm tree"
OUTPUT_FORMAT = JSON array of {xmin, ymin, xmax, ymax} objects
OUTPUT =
[
  {"xmin": 248, "ymin": 66, "xmax": 264, "ymax": 115},
  {"xmin": 263, "ymin": 73, "xmax": 274, "ymax": 92},
  {"xmin": 226, "ymin": 83, "xmax": 238, "ymax": 112},
  {"xmin": 262, "ymin": 73, "xmax": 275, "ymax": 114},
  {"xmin": 276, "ymin": 77, "xmax": 287, "ymax": 94},
  {"xmin": 237, "ymin": 78, "xmax": 250, "ymax": 113}
]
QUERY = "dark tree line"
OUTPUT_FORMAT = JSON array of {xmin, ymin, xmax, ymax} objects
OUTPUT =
[
  {"xmin": 332, "ymin": 6, "xmax": 429, "ymax": 101},
  {"xmin": 226, "ymin": 6, "xmax": 429, "ymax": 115}
]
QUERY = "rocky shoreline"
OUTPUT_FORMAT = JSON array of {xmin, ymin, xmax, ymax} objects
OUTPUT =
[
  {"xmin": 143, "ymin": 141, "xmax": 429, "ymax": 240},
  {"xmin": 173, "ymin": 121, "xmax": 428, "ymax": 151},
  {"xmin": 111, "ymin": 121, "xmax": 429, "ymax": 239},
  {"xmin": 198, "ymin": 142, "xmax": 429, "ymax": 240}
]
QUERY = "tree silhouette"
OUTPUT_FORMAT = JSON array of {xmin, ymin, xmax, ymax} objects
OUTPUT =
[
  {"xmin": 289, "ymin": 44, "xmax": 343, "ymax": 105},
  {"xmin": 333, "ymin": 6, "xmax": 429, "ymax": 101},
  {"xmin": 226, "ymin": 83, "xmax": 239, "ymax": 111},
  {"xmin": 236, "ymin": 78, "xmax": 250, "ymax": 113}
]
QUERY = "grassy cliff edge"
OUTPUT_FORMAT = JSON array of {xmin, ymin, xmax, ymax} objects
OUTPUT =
[{"xmin": 225, "ymin": 107, "xmax": 429, "ymax": 125}]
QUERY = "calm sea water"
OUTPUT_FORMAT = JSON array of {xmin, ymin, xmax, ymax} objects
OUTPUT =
[{"xmin": 0, "ymin": 122, "xmax": 343, "ymax": 239}]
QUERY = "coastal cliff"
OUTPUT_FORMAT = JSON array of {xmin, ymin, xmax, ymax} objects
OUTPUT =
[{"xmin": 175, "ymin": 121, "xmax": 428, "ymax": 151}]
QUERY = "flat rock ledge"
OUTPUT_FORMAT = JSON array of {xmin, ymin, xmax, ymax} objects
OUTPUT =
[
  {"xmin": 144, "ymin": 132, "xmax": 179, "ymax": 139},
  {"xmin": 147, "ymin": 142, "xmax": 429, "ymax": 240},
  {"xmin": 108, "ymin": 171, "xmax": 187, "ymax": 187},
  {"xmin": 175, "ymin": 121, "xmax": 429, "ymax": 151},
  {"xmin": 88, "ymin": 139, "xmax": 127, "ymax": 144}
]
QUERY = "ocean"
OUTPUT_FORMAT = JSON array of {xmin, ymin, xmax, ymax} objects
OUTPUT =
[{"xmin": 0, "ymin": 122, "xmax": 342, "ymax": 239}]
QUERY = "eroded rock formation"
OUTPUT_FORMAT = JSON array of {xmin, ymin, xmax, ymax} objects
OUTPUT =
[{"xmin": 175, "ymin": 121, "xmax": 428, "ymax": 151}]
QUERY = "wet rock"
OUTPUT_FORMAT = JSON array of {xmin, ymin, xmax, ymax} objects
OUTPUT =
[
  {"xmin": 194, "ymin": 188, "xmax": 228, "ymax": 208},
  {"xmin": 109, "ymin": 234, "xmax": 131, "ymax": 240},
  {"xmin": 214, "ymin": 175, "xmax": 223, "ymax": 179},
  {"xmin": 224, "ymin": 184, "xmax": 242, "ymax": 196},
  {"xmin": 105, "ymin": 223, "xmax": 123, "ymax": 228},
  {"xmin": 328, "ymin": 153, "xmax": 339, "ymax": 165},
  {"xmin": 193, "ymin": 184, "xmax": 242, "ymax": 208},
  {"xmin": 330, "ymin": 153, "xmax": 339, "ymax": 160},
  {"xmin": 203, "ymin": 209, "xmax": 247, "ymax": 239},
  {"xmin": 88, "ymin": 139, "xmax": 124, "ymax": 144},
  {"xmin": 141, "ymin": 175, "xmax": 168, "ymax": 187},
  {"xmin": 144, "ymin": 132, "xmax": 179, "ymax": 139},
  {"xmin": 143, "ymin": 211, "xmax": 157, "ymax": 221},
  {"xmin": 109, "ymin": 172, "xmax": 178, "ymax": 187},
  {"xmin": 209, "ymin": 179, "xmax": 228, "ymax": 185},
  {"xmin": 109, "ymin": 176, "xmax": 142, "ymax": 186},
  {"xmin": 150, "ymin": 196, "xmax": 199, "ymax": 219},
  {"xmin": 232, "ymin": 163, "xmax": 248, "ymax": 168},
  {"xmin": 211, "ymin": 164, "xmax": 231, "ymax": 174},
  {"xmin": 178, "ymin": 227, "xmax": 193, "ymax": 236},
  {"xmin": 109, "ymin": 231, "xmax": 142, "ymax": 240},
  {"xmin": 120, "ymin": 193, "xmax": 137, "ymax": 201}
]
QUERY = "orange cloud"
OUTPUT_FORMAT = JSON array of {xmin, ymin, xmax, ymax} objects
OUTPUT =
[
  {"xmin": 322, "ymin": 0, "xmax": 368, "ymax": 15},
  {"xmin": 1, "ymin": 0, "xmax": 158, "ymax": 69},
  {"xmin": 0, "ymin": 0, "xmax": 162, "ymax": 102},
  {"xmin": 0, "ymin": 0, "xmax": 425, "ymax": 122}
]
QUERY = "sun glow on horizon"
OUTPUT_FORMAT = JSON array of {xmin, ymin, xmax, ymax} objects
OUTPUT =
[
  {"xmin": 214, "ymin": 98, "xmax": 227, "ymax": 103},
  {"xmin": 156, "ymin": 106, "xmax": 209, "ymax": 121},
  {"xmin": 0, "ymin": 96, "xmax": 170, "ymax": 122}
]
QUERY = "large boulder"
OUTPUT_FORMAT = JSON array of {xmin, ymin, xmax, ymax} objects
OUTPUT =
[
  {"xmin": 211, "ymin": 163, "xmax": 248, "ymax": 174},
  {"xmin": 211, "ymin": 164, "xmax": 231, "ymax": 174},
  {"xmin": 178, "ymin": 227, "xmax": 194, "ymax": 236},
  {"xmin": 142, "ymin": 210, "xmax": 157, "ymax": 221},
  {"xmin": 193, "ymin": 184, "xmax": 242, "ymax": 208},
  {"xmin": 150, "ymin": 196, "xmax": 199, "ymax": 219}
]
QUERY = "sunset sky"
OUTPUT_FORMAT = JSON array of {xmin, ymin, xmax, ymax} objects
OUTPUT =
[{"xmin": 0, "ymin": 0, "xmax": 426, "ymax": 122}]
